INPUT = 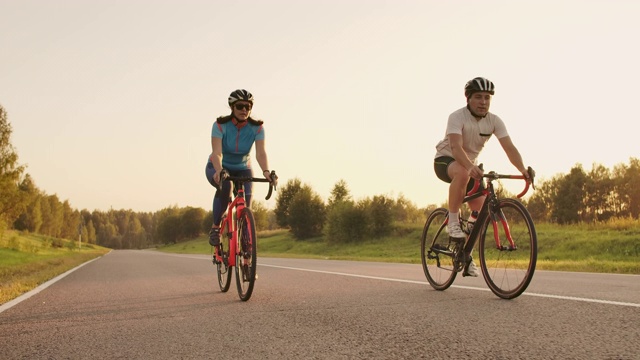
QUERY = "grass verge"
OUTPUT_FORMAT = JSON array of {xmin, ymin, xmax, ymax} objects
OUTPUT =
[
  {"xmin": 156, "ymin": 224, "xmax": 640, "ymax": 274},
  {"xmin": 0, "ymin": 230, "xmax": 110, "ymax": 305}
]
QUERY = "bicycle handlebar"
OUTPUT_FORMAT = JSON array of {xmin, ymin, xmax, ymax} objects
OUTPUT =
[
  {"xmin": 467, "ymin": 165, "xmax": 535, "ymax": 198},
  {"xmin": 219, "ymin": 170, "xmax": 278, "ymax": 200}
]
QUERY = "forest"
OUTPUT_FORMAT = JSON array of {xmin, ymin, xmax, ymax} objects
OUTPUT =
[{"xmin": 2, "ymin": 104, "xmax": 640, "ymax": 249}]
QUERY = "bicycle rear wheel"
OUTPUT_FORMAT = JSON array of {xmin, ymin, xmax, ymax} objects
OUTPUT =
[
  {"xmin": 215, "ymin": 216, "xmax": 232, "ymax": 292},
  {"xmin": 235, "ymin": 208, "xmax": 257, "ymax": 301},
  {"xmin": 421, "ymin": 208, "xmax": 458, "ymax": 291},
  {"xmin": 478, "ymin": 198, "xmax": 537, "ymax": 299}
]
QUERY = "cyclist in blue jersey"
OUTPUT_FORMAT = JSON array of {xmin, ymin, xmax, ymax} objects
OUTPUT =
[{"xmin": 205, "ymin": 89, "xmax": 276, "ymax": 246}]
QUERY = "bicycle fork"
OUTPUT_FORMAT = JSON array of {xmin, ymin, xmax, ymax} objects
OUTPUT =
[
  {"xmin": 212, "ymin": 213, "xmax": 239, "ymax": 268},
  {"xmin": 490, "ymin": 210, "xmax": 517, "ymax": 250}
]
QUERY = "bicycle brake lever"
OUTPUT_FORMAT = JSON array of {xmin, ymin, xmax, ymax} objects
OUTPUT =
[
  {"xmin": 220, "ymin": 169, "xmax": 229, "ymax": 182},
  {"xmin": 270, "ymin": 170, "xmax": 278, "ymax": 191},
  {"xmin": 527, "ymin": 166, "xmax": 536, "ymax": 190}
]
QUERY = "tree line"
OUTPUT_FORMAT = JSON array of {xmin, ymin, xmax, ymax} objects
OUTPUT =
[
  {"xmin": 2, "ymin": 103, "xmax": 640, "ymax": 249},
  {"xmin": 525, "ymin": 160, "xmax": 640, "ymax": 224}
]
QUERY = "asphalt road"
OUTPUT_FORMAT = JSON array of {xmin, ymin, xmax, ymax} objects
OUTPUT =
[{"xmin": 1, "ymin": 250, "xmax": 639, "ymax": 359}]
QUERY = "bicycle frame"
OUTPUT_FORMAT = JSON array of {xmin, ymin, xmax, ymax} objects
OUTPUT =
[
  {"xmin": 461, "ymin": 170, "xmax": 532, "ymax": 255},
  {"xmin": 215, "ymin": 183, "xmax": 248, "ymax": 268},
  {"xmin": 212, "ymin": 171, "xmax": 276, "ymax": 267}
]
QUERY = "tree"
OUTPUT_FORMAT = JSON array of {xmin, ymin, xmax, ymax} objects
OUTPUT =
[
  {"xmin": 125, "ymin": 216, "xmax": 147, "ymax": 249},
  {"xmin": 251, "ymin": 201, "xmax": 270, "ymax": 231},
  {"xmin": 86, "ymin": 219, "xmax": 97, "ymax": 244},
  {"xmin": 157, "ymin": 214, "xmax": 182, "ymax": 244},
  {"xmin": 97, "ymin": 222, "xmax": 120, "ymax": 248},
  {"xmin": 327, "ymin": 179, "xmax": 351, "ymax": 209},
  {"xmin": 202, "ymin": 210, "xmax": 213, "ymax": 233},
  {"xmin": 0, "ymin": 104, "xmax": 27, "ymax": 230},
  {"xmin": 552, "ymin": 164, "xmax": 587, "ymax": 224},
  {"xmin": 153, "ymin": 206, "xmax": 181, "ymax": 244},
  {"xmin": 364, "ymin": 195, "xmax": 394, "ymax": 237},
  {"xmin": 611, "ymin": 163, "xmax": 628, "ymax": 216},
  {"xmin": 181, "ymin": 207, "xmax": 205, "ymax": 239},
  {"xmin": 274, "ymin": 178, "xmax": 302, "ymax": 228},
  {"xmin": 622, "ymin": 157, "xmax": 640, "ymax": 218},
  {"xmin": 525, "ymin": 175, "xmax": 558, "ymax": 222},
  {"xmin": 584, "ymin": 163, "xmax": 615, "ymax": 221},
  {"xmin": 324, "ymin": 199, "xmax": 365, "ymax": 243},
  {"xmin": 393, "ymin": 193, "xmax": 422, "ymax": 224},
  {"xmin": 288, "ymin": 185, "xmax": 325, "ymax": 239},
  {"xmin": 60, "ymin": 200, "xmax": 79, "ymax": 240},
  {"xmin": 13, "ymin": 174, "xmax": 43, "ymax": 232},
  {"xmin": 40, "ymin": 194, "xmax": 64, "ymax": 237}
]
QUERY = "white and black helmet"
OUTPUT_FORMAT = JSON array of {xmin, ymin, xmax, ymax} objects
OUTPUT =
[
  {"xmin": 228, "ymin": 89, "xmax": 254, "ymax": 107},
  {"xmin": 464, "ymin": 77, "xmax": 495, "ymax": 98}
]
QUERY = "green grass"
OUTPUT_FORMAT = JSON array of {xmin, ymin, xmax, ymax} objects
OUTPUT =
[
  {"xmin": 156, "ymin": 222, "xmax": 640, "ymax": 274},
  {"xmin": 0, "ymin": 230, "xmax": 110, "ymax": 304}
]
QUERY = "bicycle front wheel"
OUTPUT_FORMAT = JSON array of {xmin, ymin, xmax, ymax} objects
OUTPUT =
[
  {"xmin": 235, "ymin": 208, "xmax": 257, "ymax": 301},
  {"xmin": 478, "ymin": 198, "xmax": 537, "ymax": 299},
  {"xmin": 216, "ymin": 217, "xmax": 232, "ymax": 292},
  {"xmin": 421, "ymin": 208, "xmax": 458, "ymax": 291}
]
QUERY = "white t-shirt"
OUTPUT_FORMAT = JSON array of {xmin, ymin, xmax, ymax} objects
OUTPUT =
[{"xmin": 434, "ymin": 106, "xmax": 509, "ymax": 163}]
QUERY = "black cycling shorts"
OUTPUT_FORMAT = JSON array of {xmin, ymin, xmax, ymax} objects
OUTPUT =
[{"xmin": 434, "ymin": 156, "xmax": 484, "ymax": 193}]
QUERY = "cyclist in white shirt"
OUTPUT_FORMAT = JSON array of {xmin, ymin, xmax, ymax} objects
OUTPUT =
[{"xmin": 433, "ymin": 77, "xmax": 531, "ymax": 276}]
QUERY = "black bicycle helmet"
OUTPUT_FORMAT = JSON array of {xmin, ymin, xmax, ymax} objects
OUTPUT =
[
  {"xmin": 464, "ymin": 77, "xmax": 495, "ymax": 98},
  {"xmin": 228, "ymin": 89, "xmax": 254, "ymax": 106}
]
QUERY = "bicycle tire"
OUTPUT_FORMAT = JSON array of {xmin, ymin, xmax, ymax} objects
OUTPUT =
[
  {"xmin": 478, "ymin": 198, "xmax": 537, "ymax": 299},
  {"xmin": 235, "ymin": 208, "xmax": 257, "ymax": 301},
  {"xmin": 421, "ymin": 208, "xmax": 458, "ymax": 291},
  {"xmin": 216, "ymin": 216, "xmax": 232, "ymax": 292}
]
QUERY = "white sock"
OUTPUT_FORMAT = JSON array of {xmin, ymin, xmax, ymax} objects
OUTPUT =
[{"xmin": 449, "ymin": 212, "xmax": 459, "ymax": 226}]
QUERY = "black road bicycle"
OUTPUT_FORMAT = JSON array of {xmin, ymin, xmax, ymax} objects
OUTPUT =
[{"xmin": 421, "ymin": 166, "xmax": 537, "ymax": 299}]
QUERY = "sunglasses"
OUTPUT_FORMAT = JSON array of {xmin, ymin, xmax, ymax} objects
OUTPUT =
[{"xmin": 234, "ymin": 103, "xmax": 252, "ymax": 111}]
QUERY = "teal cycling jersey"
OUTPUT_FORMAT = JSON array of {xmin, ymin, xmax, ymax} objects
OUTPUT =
[{"xmin": 210, "ymin": 118, "xmax": 265, "ymax": 171}]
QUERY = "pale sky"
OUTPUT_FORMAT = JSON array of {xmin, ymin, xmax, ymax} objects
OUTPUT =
[{"xmin": 2, "ymin": 0, "xmax": 638, "ymax": 213}]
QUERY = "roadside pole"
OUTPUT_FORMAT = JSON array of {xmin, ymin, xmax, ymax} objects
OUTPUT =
[{"xmin": 77, "ymin": 222, "xmax": 84, "ymax": 249}]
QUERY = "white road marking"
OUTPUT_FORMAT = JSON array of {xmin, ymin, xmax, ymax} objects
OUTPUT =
[
  {"xmin": 5, "ymin": 252, "xmax": 636, "ymax": 314},
  {"xmin": 260, "ymin": 263, "xmax": 640, "ymax": 308}
]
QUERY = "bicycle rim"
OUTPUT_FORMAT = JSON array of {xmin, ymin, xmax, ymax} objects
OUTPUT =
[
  {"xmin": 421, "ymin": 208, "xmax": 458, "ymax": 291},
  {"xmin": 235, "ymin": 208, "xmax": 257, "ymax": 301},
  {"xmin": 478, "ymin": 198, "xmax": 537, "ymax": 299}
]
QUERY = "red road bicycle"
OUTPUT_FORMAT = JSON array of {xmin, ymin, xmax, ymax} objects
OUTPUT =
[
  {"xmin": 421, "ymin": 166, "xmax": 537, "ymax": 299},
  {"xmin": 212, "ymin": 169, "xmax": 277, "ymax": 301}
]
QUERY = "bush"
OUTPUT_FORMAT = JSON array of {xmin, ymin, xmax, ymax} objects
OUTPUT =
[
  {"xmin": 363, "ymin": 195, "xmax": 394, "ymax": 237},
  {"xmin": 325, "ymin": 201, "xmax": 367, "ymax": 243},
  {"xmin": 51, "ymin": 237, "xmax": 65, "ymax": 248},
  {"xmin": 288, "ymin": 185, "xmax": 325, "ymax": 239}
]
